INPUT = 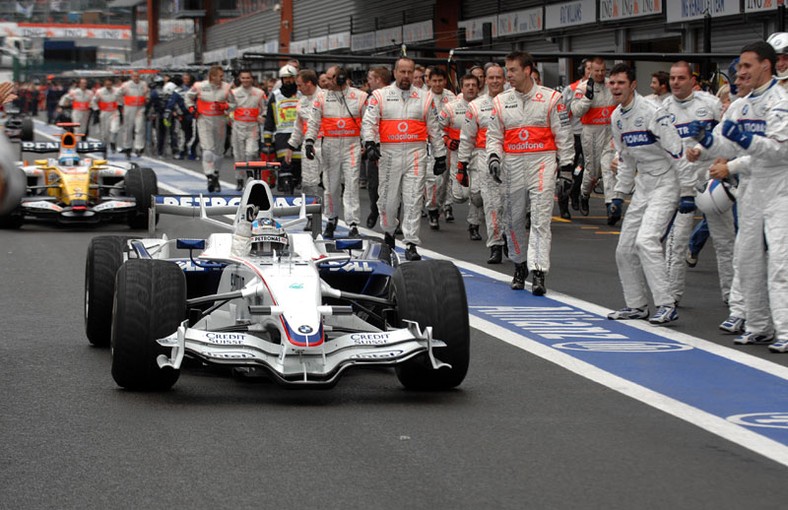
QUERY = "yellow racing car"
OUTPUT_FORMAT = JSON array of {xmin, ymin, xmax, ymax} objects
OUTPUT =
[{"xmin": 0, "ymin": 124, "xmax": 157, "ymax": 229}]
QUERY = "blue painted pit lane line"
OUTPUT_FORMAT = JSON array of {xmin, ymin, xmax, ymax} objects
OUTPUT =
[
  {"xmin": 398, "ymin": 243, "xmax": 788, "ymax": 466},
  {"xmin": 34, "ymin": 121, "xmax": 788, "ymax": 465}
]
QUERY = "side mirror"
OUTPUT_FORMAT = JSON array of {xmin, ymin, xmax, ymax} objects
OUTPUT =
[
  {"xmin": 335, "ymin": 239, "xmax": 363, "ymax": 251},
  {"xmin": 176, "ymin": 238, "xmax": 206, "ymax": 250}
]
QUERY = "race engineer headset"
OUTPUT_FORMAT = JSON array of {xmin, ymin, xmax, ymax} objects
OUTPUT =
[{"xmin": 250, "ymin": 217, "xmax": 289, "ymax": 256}]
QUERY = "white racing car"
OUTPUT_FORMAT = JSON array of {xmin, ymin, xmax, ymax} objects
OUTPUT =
[{"xmin": 84, "ymin": 180, "xmax": 470, "ymax": 391}]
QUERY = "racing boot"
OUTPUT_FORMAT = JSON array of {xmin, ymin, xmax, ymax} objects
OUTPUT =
[
  {"xmin": 511, "ymin": 262, "xmax": 527, "ymax": 290},
  {"xmin": 580, "ymin": 194, "xmax": 590, "ymax": 216},
  {"xmin": 531, "ymin": 270, "xmax": 546, "ymax": 296},
  {"xmin": 468, "ymin": 224, "xmax": 482, "ymax": 241},
  {"xmin": 558, "ymin": 194, "xmax": 571, "ymax": 220},
  {"xmin": 207, "ymin": 173, "xmax": 221, "ymax": 193},
  {"xmin": 236, "ymin": 178, "xmax": 245, "ymax": 192},
  {"xmin": 445, "ymin": 205, "xmax": 455, "ymax": 223},
  {"xmin": 405, "ymin": 243, "xmax": 421, "ymax": 261},
  {"xmin": 487, "ymin": 245, "xmax": 503, "ymax": 264},
  {"xmin": 348, "ymin": 223, "xmax": 360, "ymax": 238},
  {"xmin": 323, "ymin": 217, "xmax": 338, "ymax": 238},
  {"xmin": 384, "ymin": 232, "xmax": 396, "ymax": 249},
  {"xmin": 366, "ymin": 212, "xmax": 378, "ymax": 229},
  {"xmin": 428, "ymin": 209, "xmax": 440, "ymax": 230},
  {"xmin": 606, "ymin": 203, "xmax": 620, "ymax": 226}
]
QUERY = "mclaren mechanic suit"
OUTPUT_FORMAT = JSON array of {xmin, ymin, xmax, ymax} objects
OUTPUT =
[
  {"xmin": 289, "ymin": 86, "xmax": 322, "ymax": 199},
  {"xmin": 361, "ymin": 83, "xmax": 446, "ymax": 248},
  {"xmin": 305, "ymin": 85, "xmax": 368, "ymax": 232},
  {"xmin": 610, "ymin": 94, "xmax": 687, "ymax": 321},
  {"xmin": 185, "ymin": 78, "xmax": 232, "ymax": 190},
  {"xmin": 117, "ymin": 76, "xmax": 149, "ymax": 155},
  {"xmin": 571, "ymin": 77, "xmax": 617, "ymax": 210},
  {"xmin": 486, "ymin": 86, "xmax": 574, "ymax": 279},
  {"xmin": 662, "ymin": 91, "xmax": 724, "ymax": 304},
  {"xmin": 90, "ymin": 83, "xmax": 121, "ymax": 151},
  {"xmin": 228, "ymin": 83, "xmax": 266, "ymax": 162},
  {"xmin": 457, "ymin": 93, "xmax": 505, "ymax": 254},
  {"xmin": 692, "ymin": 77, "xmax": 788, "ymax": 348}
]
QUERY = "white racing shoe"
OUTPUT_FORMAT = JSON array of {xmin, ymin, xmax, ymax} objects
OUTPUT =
[
  {"xmin": 719, "ymin": 315, "xmax": 745, "ymax": 334},
  {"xmin": 769, "ymin": 339, "xmax": 788, "ymax": 353},
  {"xmin": 649, "ymin": 305, "xmax": 678, "ymax": 325},
  {"xmin": 607, "ymin": 307, "xmax": 649, "ymax": 320},
  {"xmin": 734, "ymin": 332, "xmax": 775, "ymax": 345}
]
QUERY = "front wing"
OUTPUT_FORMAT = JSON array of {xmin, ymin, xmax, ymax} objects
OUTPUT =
[{"xmin": 156, "ymin": 321, "xmax": 450, "ymax": 387}]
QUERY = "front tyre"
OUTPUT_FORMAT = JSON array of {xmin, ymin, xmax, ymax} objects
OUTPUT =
[
  {"xmin": 111, "ymin": 260, "xmax": 186, "ymax": 391},
  {"xmin": 84, "ymin": 236, "xmax": 132, "ymax": 346},
  {"xmin": 125, "ymin": 166, "xmax": 158, "ymax": 229},
  {"xmin": 392, "ymin": 260, "xmax": 470, "ymax": 390}
]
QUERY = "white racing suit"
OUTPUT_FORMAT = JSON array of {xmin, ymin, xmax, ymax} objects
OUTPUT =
[
  {"xmin": 117, "ymin": 80, "xmax": 148, "ymax": 153},
  {"xmin": 698, "ymin": 79, "xmax": 788, "ymax": 341},
  {"xmin": 486, "ymin": 86, "xmax": 574, "ymax": 272},
  {"xmin": 611, "ymin": 93, "xmax": 689, "ymax": 309},
  {"xmin": 289, "ymin": 87, "xmax": 322, "ymax": 198},
  {"xmin": 186, "ymin": 80, "xmax": 232, "ymax": 177},
  {"xmin": 90, "ymin": 86, "xmax": 120, "ymax": 150},
  {"xmin": 229, "ymin": 85, "xmax": 267, "ymax": 179},
  {"xmin": 425, "ymin": 89, "xmax": 456, "ymax": 213},
  {"xmin": 457, "ymin": 93, "xmax": 504, "ymax": 247},
  {"xmin": 662, "ymin": 91, "xmax": 725, "ymax": 304},
  {"xmin": 440, "ymin": 96, "xmax": 481, "ymax": 227},
  {"xmin": 571, "ymin": 78, "xmax": 617, "ymax": 202},
  {"xmin": 361, "ymin": 84, "xmax": 446, "ymax": 245},
  {"xmin": 305, "ymin": 86, "xmax": 368, "ymax": 226},
  {"xmin": 58, "ymin": 88, "xmax": 94, "ymax": 136}
]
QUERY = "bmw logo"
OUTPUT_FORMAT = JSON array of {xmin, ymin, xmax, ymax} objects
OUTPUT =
[{"xmin": 298, "ymin": 325, "xmax": 313, "ymax": 334}]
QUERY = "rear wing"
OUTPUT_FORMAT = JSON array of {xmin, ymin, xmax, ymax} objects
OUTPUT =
[
  {"xmin": 149, "ymin": 180, "xmax": 322, "ymax": 236},
  {"xmin": 20, "ymin": 141, "xmax": 106, "ymax": 154}
]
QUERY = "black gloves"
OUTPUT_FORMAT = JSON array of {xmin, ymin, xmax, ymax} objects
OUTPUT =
[
  {"xmin": 433, "ymin": 156, "xmax": 447, "ymax": 175},
  {"xmin": 585, "ymin": 81, "xmax": 594, "ymax": 100},
  {"xmin": 304, "ymin": 139, "xmax": 315, "ymax": 160},
  {"xmin": 457, "ymin": 161, "xmax": 469, "ymax": 187},
  {"xmin": 364, "ymin": 141, "xmax": 380, "ymax": 161}
]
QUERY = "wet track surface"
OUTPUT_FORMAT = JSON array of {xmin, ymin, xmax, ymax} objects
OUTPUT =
[{"xmin": 1, "ymin": 122, "xmax": 786, "ymax": 508}]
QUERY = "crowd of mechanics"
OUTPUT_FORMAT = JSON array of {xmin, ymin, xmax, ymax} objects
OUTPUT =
[{"xmin": 1, "ymin": 34, "xmax": 787, "ymax": 353}]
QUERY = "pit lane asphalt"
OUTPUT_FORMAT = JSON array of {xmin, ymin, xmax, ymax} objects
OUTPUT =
[{"xmin": 1, "ymin": 149, "xmax": 786, "ymax": 508}]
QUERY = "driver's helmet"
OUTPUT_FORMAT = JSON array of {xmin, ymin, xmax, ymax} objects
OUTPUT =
[
  {"xmin": 768, "ymin": 32, "xmax": 788, "ymax": 55},
  {"xmin": 58, "ymin": 154, "xmax": 81, "ymax": 167},
  {"xmin": 250, "ymin": 216, "xmax": 288, "ymax": 256}
]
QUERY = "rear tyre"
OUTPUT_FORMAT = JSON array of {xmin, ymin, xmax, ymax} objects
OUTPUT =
[
  {"xmin": 392, "ymin": 260, "xmax": 470, "ymax": 390},
  {"xmin": 0, "ymin": 167, "xmax": 25, "ymax": 229},
  {"xmin": 20, "ymin": 118, "xmax": 34, "ymax": 142},
  {"xmin": 84, "ymin": 236, "xmax": 132, "ymax": 346},
  {"xmin": 111, "ymin": 259, "xmax": 185, "ymax": 391},
  {"xmin": 125, "ymin": 166, "xmax": 158, "ymax": 229}
]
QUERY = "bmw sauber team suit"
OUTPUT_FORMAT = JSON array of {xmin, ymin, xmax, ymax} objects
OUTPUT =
[
  {"xmin": 696, "ymin": 78, "xmax": 788, "ymax": 345},
  {"xmin": 117, "ymin": 79, "xmax": 149, "ymax": 153},
  {"xmin": 486, "ymin": 85, "xmax": 574, "ymax": 273},
  {"xmin": 186, "ymin": 80, "xmax": 232, "ymax": 178},
  {"xmin": 611, "ymin": 93, "xmax": 687, "ymax": 311},
  {"xmin": 662, "ymin": 91, "xmax": 725, "ymax": 304},
  {"xmin": 306, "ymin": 86, "xmax": 368, "ymax": 227},
  {"xmin": 361, "ymin": 83, "xmax": 447, "ymax": 246}
]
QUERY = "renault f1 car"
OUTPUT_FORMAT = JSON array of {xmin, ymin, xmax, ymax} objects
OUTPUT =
[
  {"xmin": 84, "ymin": 180, "xmax": 470, "ymax": 391},
  {"xmin": 0, "ymin": 125, "xmax": 157, "ymax": 228}
]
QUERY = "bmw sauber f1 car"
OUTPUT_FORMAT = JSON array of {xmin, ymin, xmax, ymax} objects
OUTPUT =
[
  {"xmin": 84, "ymin": 180, "xmax": 470, "ymax": 391},
  {"xmin": 0, "ymin": 124, "xmax": 157, "ymax": 228}
]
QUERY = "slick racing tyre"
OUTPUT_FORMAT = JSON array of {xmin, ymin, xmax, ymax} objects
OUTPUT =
[
  {"xmin": 0, "ymin": 166, "xmax": 25, "ymax": 229},
  {"xmin": 84, "ymin": 236, "xmax": 133, "ymax": 346},
  {"xmin": 125, "ymin": 166, "xmax": 159, "ymax": 230},
  {"xmin": 392, "ymin": 260, "xmax": 470, "ymax": 390},
  {"xmin": 111, "ymin": 260, "xmax": 186, "ymax": 391},
  {"xmin": 20, "ymin": 118, "xmax": 33, "ymax": 142}
]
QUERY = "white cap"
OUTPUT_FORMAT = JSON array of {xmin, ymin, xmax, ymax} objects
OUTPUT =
[
  {"xmin": 163, "ymin": 82, "xmax": 178, "ymax": 94},
  {"xmin": 279, "ymin": 65, "xmax": 297, "ymax": 78}
]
